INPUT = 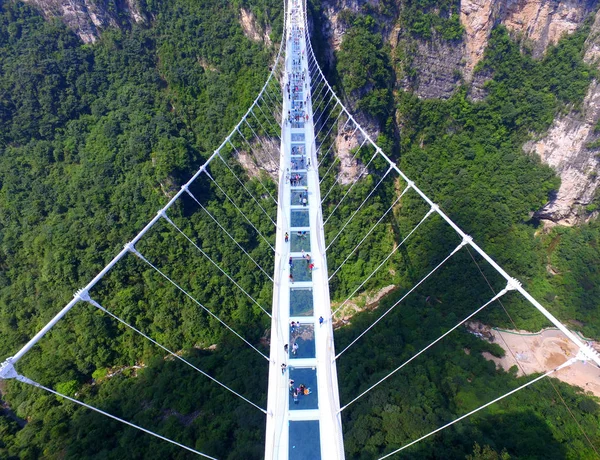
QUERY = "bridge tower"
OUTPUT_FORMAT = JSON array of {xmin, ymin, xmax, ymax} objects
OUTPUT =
[{"xmin": 264, "ymin": 0, "xmax": 345, "ymax": 458}]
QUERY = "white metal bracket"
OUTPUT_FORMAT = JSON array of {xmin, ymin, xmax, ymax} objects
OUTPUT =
[{"xmin": 0, "ymin": 358, "xmax": 17, "ymax": 380}]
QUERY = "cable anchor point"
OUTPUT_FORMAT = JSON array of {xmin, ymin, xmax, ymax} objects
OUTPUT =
[
  {"xmin": 124, "ymin": 241, "xmax": 140, "ymax": 258},
  {"xmin": 0, "ymin": 358, "xmax": 17, "ymax": 380},
  {"xmin": 460, "ymin": 235, "xmax": 473, "ymax": 247},
  {"xmin": 576, "ymin": 344, "xmax": 600, "ymax": 364},
  {"xmin": 505, "ymin": 277, "xmax": 522, "ymax": 292},
  {"xmin": 427, "ymin": 204, "xmax": 440, "ymax": 217},
  {"xmin": 75, "ymin": 289, "xmax": 91, "ymax": 303}
]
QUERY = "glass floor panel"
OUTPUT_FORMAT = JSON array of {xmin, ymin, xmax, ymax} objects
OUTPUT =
[
  {"xmin": 292, "ymin": 133, "xmax": 305, "ymax": 142},
  {"xmin": 290, "ymin": 157, "xmax": 307, "ymax": 171},
  {"xmin": 291, "ymin": 144, "xmax": 305, "ymax": 155},
  {"xmin": 289, "ymin": 421, "xmax": 321, "ymax": 460},
  {"xmin": 288, "ymin": 367, "xmax": 318, "ymax": 410},
  {"xmin": 290, "ymin": 323, "xmax": 315, "ymax": 359},
  {"xmin": 291, "ymin": 190, "xmax": 308, "ymax": 206},
  {"xmin": 289, "ymin": 172, "xmax": 308, "ymax": 186},
  {"xmin": 290, "ymin": 288, "xmax": 313, "ymax": 316},
  {"xmin": 291, "ymin": 232, "xmax": 310, "ymax": 252},
  {"xmin": 290, "ymin": 258, "xmax": 312, "ymax": 282},
  {"xmin": 290, "ymin": 210, "xmax": 309, "ymax": 227}
]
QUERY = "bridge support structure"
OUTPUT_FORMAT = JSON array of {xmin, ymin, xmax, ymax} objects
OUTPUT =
[{"xmin": 264, "ymin": 0, "xmax": 345, "ymax": 458}]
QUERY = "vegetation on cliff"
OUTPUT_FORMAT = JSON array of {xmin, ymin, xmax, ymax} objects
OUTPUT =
[{"xmin": 0, "ymin": 0, "xmax": 599, "ymax": 459}]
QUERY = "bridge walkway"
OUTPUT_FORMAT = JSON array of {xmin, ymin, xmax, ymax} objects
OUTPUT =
[{"xmin": 264, "ymin": 0, "xmax": 345, "ymax": 458}]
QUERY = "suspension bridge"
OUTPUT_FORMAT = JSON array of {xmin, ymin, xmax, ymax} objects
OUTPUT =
[{"xmin": 1, "ymin": 0, "xmax": 599, "ymax": 458}]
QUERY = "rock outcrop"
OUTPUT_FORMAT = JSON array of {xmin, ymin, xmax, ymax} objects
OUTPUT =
[
  {"xmin": 334, "ymin": 126, "xmax": 368, "ymax": 185},
  {"xmin": 461, "ymin": 0, "xmax": 597, "ymax": 80},
  {"xmin": 527, "ymin": 11, "xmax": 600, "ymax": 225},
  {"xmin": 409, "ymin": 37, "xmax": 465, "ymax": 99},
  {"xmin": 22, "ymin": 0, "xmax": 145, "ymax": 43},
  {"xmin": 461, "ymin": 0, "xmax": 500, "ymax": 80},
  {"xmin": 240, "ymin": 7, "xmax": 272, "ymax": 45}
]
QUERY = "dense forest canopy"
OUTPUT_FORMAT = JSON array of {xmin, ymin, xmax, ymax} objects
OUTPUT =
[{"xmin": 0, "ymin": 0, "xmax": 599, "ymax": 458}]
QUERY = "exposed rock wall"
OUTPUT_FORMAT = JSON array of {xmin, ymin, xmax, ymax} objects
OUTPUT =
[
  {"xmin": 461, "ymin": 0, "xmax": 501, "ymax": 80},
  {"xmin": 502, "ymin": 0, "xmax": 596, "ymax": 56},
  {"xmin": 240, "ymin": 7, "xmax": 272, "ymax": 45},
  {"xmin": 461, "ymin": 0, "xmax": 597, "ymax": 80},
  {"xmin": 410, "ymin": 37, "xmax": 465, "ymax": 99},
  {"xmin": 21, "ymin": 0, "xmax": 145, "ymax": 43},
  {"xmin": 526, "ymin": 11, "xmax": 600, "ymax": 225}
]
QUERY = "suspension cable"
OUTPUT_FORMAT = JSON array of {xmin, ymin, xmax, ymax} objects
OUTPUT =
[
  {"xmin": 465, "ymin": 247, "xmax": 600, "ymax": 457},
  {"xmin": 319, "ymin": 126, "xmax": 361, "ymax": 193},
  {"xmin": 313, "ymin": 91, "xmax": 337, "ymax": 128},
  {"xmin": 227, "ymin": 140, "xmax": 279, "ymax": 206},
  {"xmin": 127, "ymin": 245, "xmax": 269, "ymax": 360},
  {"xmin": 333, "ymin": 206, "xmax": 436, "ymax": 316},
  {"xmin": 321, "ymin": 135, "xmax": 368, "ymax": 204},
  {"xmin": 85, "ymin": 295, "xmax": 267, "ymax": 412},
  {"xmin": 316, "ymin": 106, "xmax": 343, "ymax": 152},
  {"xmin": 335, "ymin": 239, "xmax": 469, "ymax": 359},
  {"xmin": 242, "ymin": 119, "xmax": 281, "ymax": 171},
  {"xmin": 14, "ymin": 374, "xmax": 220, "ymax": 459},
  {"xmin": 236, "ymin": 124, "xmax": 280, "ymax": 174},
  {"xmin": 255, "ymin": 97, "xmax": 282, "ymax": 135},
  {"xmin": 205, "ymin": 170, "xmax": 275, "ymax": 252},
  {"xmin": 327, "ymin": 167, "xmax": 393, "ymax": 250},
  {"xmin": 185, "ymin": 189, "xmax": 273, "ymax": 281},
  {"xmin": 317, "ymin": 129, "xmax": 344, "ymax": 170},
  {"xmin": 217, "ymin": 153, "xmax": 277, "ymax": 226},
  {"xmin": 313, "ymin": 102, "xmax": 342, "ymax": 147},
  {"xmin": 329, "ymin": 185, "xmax": 409, "ymax": 280},
  {"xmin": 160, "ymin": 211, "xmax": 271, "ymax": 317},
  {"xmin": 323, "ymin": 149, "xmax": 379, "ymax": 225},
  {"xmin": 378, "ymin": 357, "xmax": 577, "ymax": 459},
  {"xmin": 250, "ymin": 108, "xmax": 281, "ymax": 143},
  {"xmin": 339, "ymin": 286, "xmax": 512, "ymax": 411}
]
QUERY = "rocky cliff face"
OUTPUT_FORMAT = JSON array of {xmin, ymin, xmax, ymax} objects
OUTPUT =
[
  {"xmin": 22, "ymin": 0, "xmax": 145, "ymax": 43},
  {"xmin": 461, "ymin": 0, "xmax": 597, "ymax": 79},
  {"xmin": 526, "ymin": 11, "xmax": 600, "ymax": 225},
  {"xmin": 320, "ymin": 0, "xmax": 600, "ymax": 224},
  {"xmin": 406, "ymin": 36, "xmax": 466, "ymax": 99},
  {"xmin": 240, "ymin": 7, "xmax": 273, "ymax": 45}
]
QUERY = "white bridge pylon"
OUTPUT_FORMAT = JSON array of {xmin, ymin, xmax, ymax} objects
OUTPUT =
[{"xmin": 264, "ymin": 0, "xmax": 344, "ymax": 459}]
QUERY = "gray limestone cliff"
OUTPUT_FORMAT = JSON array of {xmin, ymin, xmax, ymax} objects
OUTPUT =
[
  {"xmin": 21, "ymin": 0, "xmax": 145, "ymax": 43},
  {"xmin": 526, "ymin": 11, "xmax": 600, "ymax": 225},
  {"xmin": 319, "ymin": 0, "xmax": 600, "ymax": 224}
]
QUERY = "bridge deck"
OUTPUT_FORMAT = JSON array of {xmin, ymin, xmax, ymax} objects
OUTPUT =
[{"xmin": 264, "ymin": 1, "xmax": 345, "ymax": 458}]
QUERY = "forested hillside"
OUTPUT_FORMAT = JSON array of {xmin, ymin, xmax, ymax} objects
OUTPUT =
[
  {"xmin": 0, "ymin": 0, "xmax": 599, "ymax": 458},
  {"xmin": 0, "ymin": 0, "xmax": 282, "ymax": 457}
]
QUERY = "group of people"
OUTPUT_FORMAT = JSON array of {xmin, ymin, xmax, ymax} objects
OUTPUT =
[
  {"xmin": 280, "ymin": 0, "xmax": 318, "ymax": 392},
  {"xmin": 288, "ymin": 173, "xmax": 303, "ymax": 186},
  {"xmin": 289, "ymin": 380, "xmax": 311, "ymax": 404},
  {"xmin": 284, "ymin": 341, "xmax": 299, "ymax": 355},
  {"xmin": 286, "ymin": 11, "xmax": 309, "ymax": 128},
  {"xmin": 284, "ymin": 231, "xmax": 308, "ymax": 242}
]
